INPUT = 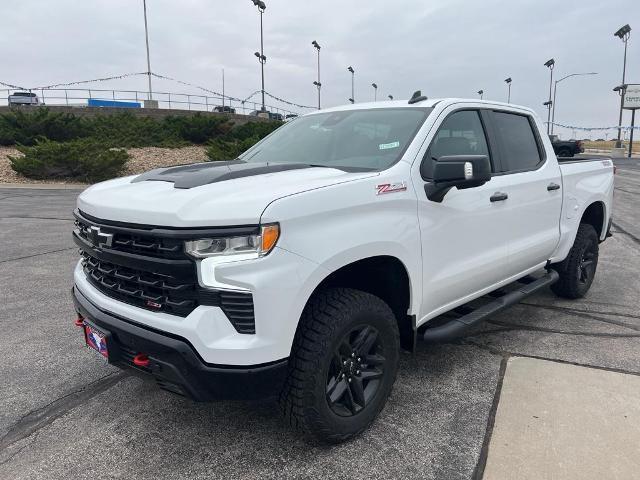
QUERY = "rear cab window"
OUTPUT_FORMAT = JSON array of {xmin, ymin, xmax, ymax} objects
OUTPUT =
[{"xmin": 491, "ymin": 111, "xmax": 544, "ymax": 173}]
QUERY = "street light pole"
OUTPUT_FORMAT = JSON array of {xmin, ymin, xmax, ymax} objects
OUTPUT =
[
  {"xmin": 614, "ymin": 24, "xmax": 631, "ymax": 147},
  {"xmin": 477, "ymin": 89, "xmax": 483, "ymax": 100},
  {"xmin": 347, "ymin": 66, "xmax": 355, "ymax": 103},
  {"xmin": 372, "ymin": 83, "xmax": 378, "ymax": 101},
  {"xmin": 251, "ymin": 0, "xmax": 267, "ymax": 112},
  {"xmin": 312, "ymin": 40, "xmax": 321, "ymax": 110},
  {"xmin": 142, "ymin": 0, "xmax": 153, "ymax": 100},
  {"xmin": 544, "ymin": 59, "xmax": 555, "ymax": 134},
  {"xmin": 505, "ymin": 78, "xmax": 512, "ymax": 103},
  {"xmin": 551, "ymin": 72, "xmax": 598, "ymax": 135}
]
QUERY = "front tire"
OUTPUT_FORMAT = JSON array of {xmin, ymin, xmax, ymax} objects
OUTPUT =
[
  {"xmin": 551, "ymin": 223, "xmax": 599, "ymax": 299},
  {"xmin": 279, "ymin": 288, "xmax": 400, "ymax": 444}
]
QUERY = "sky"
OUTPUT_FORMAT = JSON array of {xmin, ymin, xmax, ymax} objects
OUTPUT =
[{"xmin": 1, "ymin": 0, "xmax": 638, "ymax": 139}]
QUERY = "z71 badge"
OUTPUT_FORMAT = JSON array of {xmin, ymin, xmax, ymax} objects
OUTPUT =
[{"xmin": 376, "ymin": 181, "xmax": 407, "ymax": 195}]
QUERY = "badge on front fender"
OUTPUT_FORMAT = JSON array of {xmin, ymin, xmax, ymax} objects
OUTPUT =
[{"xmin": 376, "ymin": 181, "xmax": 407, "ymax": 195}]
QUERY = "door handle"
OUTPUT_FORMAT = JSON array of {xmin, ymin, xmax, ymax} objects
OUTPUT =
[
  {"xmin": 490, "ymin": 192, "xmax": 508, "ymax": 202},
  {"xmin": 547, "ymin": 182, "xmax": 561, "ymax": 191}
]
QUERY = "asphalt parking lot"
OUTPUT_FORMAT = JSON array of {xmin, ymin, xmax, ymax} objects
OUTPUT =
[{"xmin": 1, "ymin": 157, "xmax": 639, "ymax": 479}]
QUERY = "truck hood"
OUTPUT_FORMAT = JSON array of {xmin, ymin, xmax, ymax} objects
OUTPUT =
[{"xmin": 77, "ymin": 161, "xmax": 377, "ymax": 227}]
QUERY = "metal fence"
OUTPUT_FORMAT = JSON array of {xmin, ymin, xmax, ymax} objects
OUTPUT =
[{"xmin": 0, "ymin": 88, "xmax": 302, "ymax": 117}]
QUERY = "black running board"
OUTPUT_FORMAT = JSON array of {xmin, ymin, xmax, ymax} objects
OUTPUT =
[{"xmin": 422, "ymin": 270, "xmax": 559, "ymax": 343}]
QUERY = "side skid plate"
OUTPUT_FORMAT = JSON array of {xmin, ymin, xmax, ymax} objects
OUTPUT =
[{"xmin": 422, "ymin": 269, "xmax": 559, "ymax": 343}]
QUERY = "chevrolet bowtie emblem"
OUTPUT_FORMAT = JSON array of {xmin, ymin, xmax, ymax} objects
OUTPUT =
[{"xmin": 88, "ymin": 226, "xmax": 113, "ymax": 249}]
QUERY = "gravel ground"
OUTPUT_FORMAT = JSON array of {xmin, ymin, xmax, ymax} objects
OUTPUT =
[{"xmin": 0, "ymin": 145, "xmax": 208, "ymax": 184}]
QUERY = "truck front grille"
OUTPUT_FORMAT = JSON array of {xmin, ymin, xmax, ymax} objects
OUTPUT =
[
  {"xmin": 81, "ymin": 252, "xmax": 200, "ymax": 317},
  {"xmin": 74, "ymin": 210, "xmax": 257, "ymax": 333}
]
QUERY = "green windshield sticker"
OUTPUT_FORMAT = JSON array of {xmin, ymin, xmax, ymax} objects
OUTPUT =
[{"xmin": 379, "ymin": 141, "xmax": 400, "ymax": 150}]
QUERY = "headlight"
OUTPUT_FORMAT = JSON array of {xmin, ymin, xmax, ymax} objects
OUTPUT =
[{"xmin": 184, "ymin": 223, "xmax": 280, "ymax": 259}]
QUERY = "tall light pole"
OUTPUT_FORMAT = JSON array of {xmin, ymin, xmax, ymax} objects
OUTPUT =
[
  {"xmin": 142, "ymin": 0, "xmax": 153, "ymax": 100},
  {"xmin": 551, "ymin": 72, "xmax": 597, "ymax": 135},
  {"xmin": 505, "ymin": 77, "xmax": 512, "ymax": 103},
  {"xmin": 372, "ymin": 83, "xmax": 378, "ymax": 101},
  {"xmin": 347, "ymin": 66, "xmax": 355, "ymax": 103},
  {"xmin": 312, "ymin": 40, "xmax": 321, "ymax": 110},
  {"xmin": 614, "ymin": 24, "xmax": 631, "ymax": 147},
  {"xmin": 477, "ymin": 89, "xmax": 484, "ymax": 99},
  {"xmin": 544, "ymin": 58, "xmax": 555, "ymax": 134},
  {"xmin": 251, "ymin": 0, "xmax": 267, "ymax": 112}
]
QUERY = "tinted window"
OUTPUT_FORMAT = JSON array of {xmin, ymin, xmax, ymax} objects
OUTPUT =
[
  {"xmin": 421, "ymin": 110, "xmax": 489, "ymax": 179},
  {"xmin": 493, "ymin": 112, "xmax": 542, "ymax": 171},
  {"xmin": 240, "ymin": 108, "xmax": 431, "ymax": 171}
]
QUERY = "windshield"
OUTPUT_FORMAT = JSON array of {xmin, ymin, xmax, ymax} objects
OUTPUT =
[{"xmin": 239, "ymin": 108, "xmax": 432, "ymax": 171}]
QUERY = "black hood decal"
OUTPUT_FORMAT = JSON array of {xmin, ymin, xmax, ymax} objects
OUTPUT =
[{"xmin": 131, "ymin": 160, "xmax": 312, "ymax": 189}]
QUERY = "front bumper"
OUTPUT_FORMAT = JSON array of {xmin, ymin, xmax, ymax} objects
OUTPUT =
[{"xmin": 73, "ymin": 285, "xmax": 288, "ymax": 401}]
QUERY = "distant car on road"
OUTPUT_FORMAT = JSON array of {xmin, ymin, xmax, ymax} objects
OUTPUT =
[
  {"xmin": 549, "ymin": 134, "xmax": 584, "ymax": 157},
  {"xmin": 213, "ymin": 106, "xmax": 236, "ymax": 114},
  {"xmin": 285, "ymin": 114, "xmax": 298, "ymax": 121},
  {"xmin": 249, "ymin": 110, "xmax": 284, "ymax": 121},
  {"xmin": 8, "ymin": 91, "xmax": 39, "ymax": 106}
]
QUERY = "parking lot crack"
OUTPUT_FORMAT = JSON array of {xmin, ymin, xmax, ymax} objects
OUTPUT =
[
  {"xmin": 462, "ymin": 339, "xmax": 640, "ymax": 377},
  {"xmin": 517, "ymin": 302, "xmax": 640, "ymax": 331},
  {"xmin": 471, "ymin": 355, "xmax": 508, "ymax": 480},
  {"xmin": 0, "ymin": 371, "xmax": 129, "ymax": 452},
  {"xmin": 481, "ymin": 320, "xmax": 640, "ymax": 338},
  {"xmin": 612, "ymin": 221, "xmax": 640, "ymax": 245},
  {"xmin": 0, "ymin": 247, "xmax": 77, "ymax": 264}
]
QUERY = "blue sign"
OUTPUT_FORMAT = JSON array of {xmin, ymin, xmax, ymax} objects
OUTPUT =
[{"xmin": 88, "ymin": 99, "xmax": 141, "ymax": 108}]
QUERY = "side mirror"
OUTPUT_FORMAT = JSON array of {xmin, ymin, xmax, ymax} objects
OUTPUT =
[{"xmin": 425, "ymin": 155, "xmax": 491, "ymax": 202}]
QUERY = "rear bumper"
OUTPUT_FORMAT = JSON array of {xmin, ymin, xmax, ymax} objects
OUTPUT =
[{"xmin": 72, "ymin": 285, "xmax": 288, "ymax": 401}]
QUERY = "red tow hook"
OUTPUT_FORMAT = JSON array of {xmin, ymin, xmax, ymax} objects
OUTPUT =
[
  {"xmin": 74, "ymin": 315, "xmax": 85, "ymax": 327},
  {"xmin": 133, "ymin": 354, "xmax": 150, "ymax": 368}
]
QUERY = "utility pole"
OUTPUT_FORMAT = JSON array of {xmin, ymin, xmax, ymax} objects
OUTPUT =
[
  {"xmin": 614, "ymin": 24, "xmax": 631, "ymax": 147},
  {"xmin": 544, "ymin": 58, "xmax": 555, "ymax": 135},
  {"xmin": 312, "ymin": 40, "xmax": 321, "ymax": 109},
  {"xmin": 347, "ymin": 66, "xmax": 355, "ymax": 103},
  {"xmin": 251, "ymin": 0, "xmax": 267, "ymax": 112},
  {"xmin": 143, "ymin": 0, "xmax": 153, "ymax": 100},
  {"xmin": 505, "ymin": 77, "xmax": 512, "ymax": 103}
]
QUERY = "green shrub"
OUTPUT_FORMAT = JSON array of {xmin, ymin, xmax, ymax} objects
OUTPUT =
[
  {"xmin": 86, "ymin": 113, "xmax": 184, "ymax": 147},
  {"xmin": 205, "ymin": 120, "xmax": 282, "ymax": 161},
  {"xmin": 9, "ymin": 138, "xmax": 130, "ymax": 182},
  {"xmin": 0, "ymin": 108, "xmax": 88, "ymax": 146},
  {"xmin": 164, "ymin": 114, "xmax": 232, "ymax": 144},
  {"xmin": 228, "ymin": 120, "xmax": 281, "ymax": 141},
  {"xmin": 0, "ymin": 108, "xmax": 283, "ymax": 148}
]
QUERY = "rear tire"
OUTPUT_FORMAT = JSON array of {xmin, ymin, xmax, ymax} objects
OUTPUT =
[
  {"xmin": 551, "ymin": 223, "xmax": 599, "ymax": 299},
  {"xmin": 279, "ymin": 288, "xmax": 400, "ymax": 444}
]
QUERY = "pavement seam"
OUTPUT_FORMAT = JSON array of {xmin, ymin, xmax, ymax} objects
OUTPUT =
[
  {"xmin": 520, "ymin": 301, "xmax": 640, "ymax": 322},
  {"xmin": 517, "ymin": 302, "xmax": 640, "ymax": 331},
  {"xmin": 611, "ymin": 221, "xmax": 640, "ymax": 245},
  {"xmin": 0, "ymin": 371, "xmax": 129, "ymax": 453},
  {"xmin": 0, "ymin": 247, "xmax": 76, "ymax": 264},
  {"xmin": 471, "ymin": 355, "xmax": 509, "ymax": 480},
  {"xmin": 614, "ymin": 187, "xmax": 640, "ymax": 196},
  {"xmin": 0, "ymin": 216, "xmax": 74, "ymax": 221},
  {"xmin": 462, "ymin": 339, "xmax": 640, "ymax": 377},
  {"xmin": 479, "ymin": 320, "xmax": 640, "ymax": 338}
]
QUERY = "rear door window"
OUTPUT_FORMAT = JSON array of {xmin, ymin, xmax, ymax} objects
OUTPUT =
[{"xmin": 492, "ymin": 112, "xmax": 543, "ymax": 172}]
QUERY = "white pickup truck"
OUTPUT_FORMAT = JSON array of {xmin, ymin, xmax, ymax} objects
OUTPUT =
[{"xmin": 72, "ymin": 94, "xmax": 614, "ymax": 443}]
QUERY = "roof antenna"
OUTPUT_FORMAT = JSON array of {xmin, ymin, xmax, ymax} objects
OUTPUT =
[{"xmin": 408, "ymin": 90, "xmax": 428, "ymax": 104}]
